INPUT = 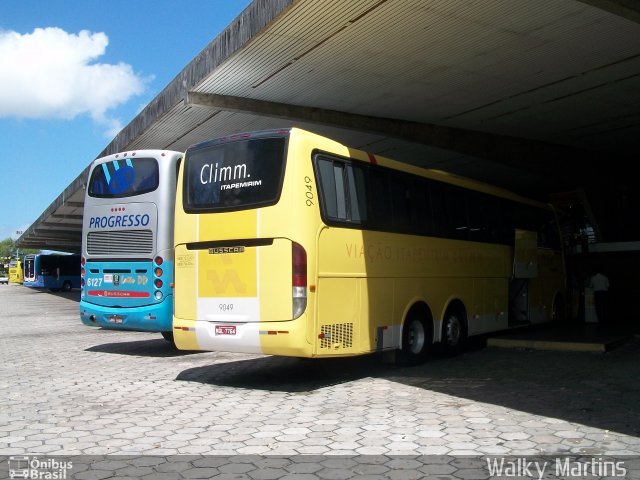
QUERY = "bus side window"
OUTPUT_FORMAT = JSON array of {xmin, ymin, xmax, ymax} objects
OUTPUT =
[
  {"xmin": 467, "ymin": 191, "xmax": 484, "ymax": 242},
  {"xmin": 485, "ymin": 195, "xmax": 504, "ymax": 244},
  {"xmin": 332, "ymin": 163, "xmax": 347, "ymax": 220},
  {"xmin": 368, "ymin": 168, "xmax": 392, "ymax": 230},
  {"xmin": 409, "ymin": 177, "xmax": 430, "ymax": 235},
  {"xmin": 316, "ymin": 156, "xmax": 369, "ymax": 226},
  {"xmin": 468, "ymin": 192, "xmax": 503, "ymax": 243},
  {"xmin": 431, "ymin": 181, "xmax": 469, "ymax": 240},
  {"xmin": 446, "ymin": 185, "xmax": 469, "ymax": 241},
  {"xmin": 317, "ymin": 158, "xmax": 342, "ymax": 220},
  {"xmin": 346, "ymin": 164, "xmax": 367, "ymax": 224},
  {"xmin": 430, "ymin": 181, "xmax": 447, "ymax": 237},
  {"xmin": 390, "ymin": 173, "xmax": 411, "ymax": 232}
]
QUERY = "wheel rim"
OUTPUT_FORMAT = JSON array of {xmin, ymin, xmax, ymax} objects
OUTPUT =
[
  {"xmin": 445, "ymin": 315, "xmax": 461, "ymax": 346},
  {"xmin": 407, "ymin": 319, "xmax": 426, "ymax": 354}
]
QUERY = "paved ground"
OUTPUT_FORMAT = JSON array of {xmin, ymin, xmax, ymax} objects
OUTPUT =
[{"xmin": 1, "ymin": 284, "xmax": 639, "ymax": 478}]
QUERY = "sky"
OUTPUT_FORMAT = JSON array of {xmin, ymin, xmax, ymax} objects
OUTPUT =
[{"xmin": 0, "ymin": 0, "xmax": 252, "ymax": 242}]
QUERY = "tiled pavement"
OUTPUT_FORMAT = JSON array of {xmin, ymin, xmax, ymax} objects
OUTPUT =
[{"xmin": 1, "ymin": 284, "xmax": 639, "ymax": 478}]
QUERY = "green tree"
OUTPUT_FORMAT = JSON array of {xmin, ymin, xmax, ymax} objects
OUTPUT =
[{"xmin": 0, "ymin": 238, "xmax": 39, "ymax": 265}]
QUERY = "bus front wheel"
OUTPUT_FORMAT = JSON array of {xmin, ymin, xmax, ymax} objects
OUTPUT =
[{"xmin": 62, "ymin": 281, "xmax": 72, "ymax": 292}]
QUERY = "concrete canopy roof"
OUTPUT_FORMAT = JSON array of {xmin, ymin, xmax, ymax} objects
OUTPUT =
[{"xmin": 17, "ymin": 0, "xmax": 640, "ymax": 252}]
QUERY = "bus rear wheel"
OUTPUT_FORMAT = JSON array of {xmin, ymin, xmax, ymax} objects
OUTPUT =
[
  {"xmin": 62, "ymin": 281, "xmax": 72, "ymax": 292},
  {"xmin": 397, "ymin": 309, "xmax": 432, "ymax": 366},
  {"xmin": 441, "ymin": 307, "xmax": 467, "ymax": 356}
]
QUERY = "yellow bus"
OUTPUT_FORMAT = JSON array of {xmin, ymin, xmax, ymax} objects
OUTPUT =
[
  {"xmin": 9, "ymin": 257, "xmax": 24, "ymax": 284},
  {"xmin": 173, "ymin": 128, "xmax": 565, "ymax": 364}
]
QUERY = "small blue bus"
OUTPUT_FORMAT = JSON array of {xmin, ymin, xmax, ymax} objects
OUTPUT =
[{"xmin": 23, "ymin": 253, "xmax": 81, "ymax": 291}]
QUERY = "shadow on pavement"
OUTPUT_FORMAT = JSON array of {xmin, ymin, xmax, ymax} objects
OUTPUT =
[
  {"xmin": 86, "ymin": 338, "xmax": 202, "ymax": 357},
  {"xmin": 390, "ymin": 337, "xmax": 640, "ymax": 439},
  {"xmin": 176, "ymin": 337, "xmax": 640, "ymax": 437},
  {"xmin": 23, "ymin": 287, "xmax": 81, "ymax": 303},
  {"xmin": 48, "ymin": 290, "xmax": 81, "ymax": 303},
  {"xmin": 176, "ymin": 354, "xmax": 394, "ymax": 392}
]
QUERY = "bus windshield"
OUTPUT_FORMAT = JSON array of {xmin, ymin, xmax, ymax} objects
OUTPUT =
[
  {"xmin": 89, "ymin": 158, "xmax": 159, "ymax": 198},
  {"xmin": 183, "ymin": 136, "xmax": 286, "ymax": 213}
]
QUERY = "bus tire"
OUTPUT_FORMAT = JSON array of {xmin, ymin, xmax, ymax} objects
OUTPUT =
[
  {"xmin": 397, "ymin": 305, "xmax": 432, "ymax": 366},
  {"xmin": 441, "ymin": 305, "xmax": 467, "ymax": 356},
  {"xmin": 161, "ymin": 331, "xmax": 174, "ymax": 343},
  {"xmin": 62, "ymin": 281, "xmax": 72, "ymax": 292}
]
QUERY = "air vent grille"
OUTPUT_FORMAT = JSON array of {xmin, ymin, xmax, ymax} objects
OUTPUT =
[{"xmin": 87, "ymin": 230, "xmax": 153, "ymax": 256}]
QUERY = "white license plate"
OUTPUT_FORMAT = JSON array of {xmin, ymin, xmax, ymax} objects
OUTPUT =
[
  {"xmin": 215, "ymin": 325, "xmax": 236, "ymax": 336},
  {"xmin": 108, "ymin": 315, "xmax": 124, "ymax": 324}
]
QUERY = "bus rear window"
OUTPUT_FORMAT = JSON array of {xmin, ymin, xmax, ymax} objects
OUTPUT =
[
  {"xmin": 183, "ymin": 137, "xmax": 286, "ymax": 212},
  {"xmin": 89, "ymin": 158, "xmax": 159, "ymax": 198}
]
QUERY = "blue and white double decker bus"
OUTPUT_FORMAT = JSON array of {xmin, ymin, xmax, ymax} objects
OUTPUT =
[{"xmin": 80, "ymin": 150, "xmax": 182, "ymax": 342}]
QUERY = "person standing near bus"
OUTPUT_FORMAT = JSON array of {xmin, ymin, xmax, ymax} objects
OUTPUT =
[{"xmin": 589, "ymin": 268, "xmax": 610, "ymax": 324}]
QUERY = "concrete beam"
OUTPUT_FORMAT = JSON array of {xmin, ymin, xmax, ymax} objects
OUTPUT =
[
  {"xmin": 97, "ymin": 0, "xmax": 296, "ymax": 157},
  {"xmin": 37, "ymin": 222, "xmax": 82, "ymax": 232},
  {"xmin": 35, "ymin": 233, "xmax": 81, "ymax": 240},
  {"xmin": 21, "ymin": 233, "xmax": 80, "ymax": 241},
  {"xmin": 36, "ymin": 228, "xmax": 82, "ymax": 243},
  {"xmin": 186, "ymin": 92, "xmax": 603, "ymax": 186},
  {"xmin": 62, "ymin": 201, "xmax": 84, "ymax": 208},
  {"xmin": 576, "ymin": 0, "xmax": 640, "ymax": 24},
  {"xmin": 50, "ymin": 214, "xmax": 83, "ymax": 221},
  {"xmin": 23, "ymin": 243, "xmax": 80, "ymax": 254}
]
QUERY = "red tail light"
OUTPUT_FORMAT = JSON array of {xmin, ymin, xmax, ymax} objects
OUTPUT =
[
  {"xmin": 292, "ymin": 242, "xmax": 307, "ymax": 319},
  {"xmin": 81, "ymin": 257, "xmax": 86, "ymax": 266},
  {"xmin": 81, "ymin": 278, "xmax": 85, "ymax": 286},
  {"xmin": 292, "ymin": 242, "xmax": 307, "ymax": 287},
  {"xmin": 155, "ymin": 279, "xmax": 163, "ymax": 288},
  {"xmin": 154, "ymin": 256, "xmax": 163, "ymax": 266}
]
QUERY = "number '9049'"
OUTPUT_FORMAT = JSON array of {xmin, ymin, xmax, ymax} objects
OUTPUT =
[
  {"xmin": 219, "ymin": 304, "xmax": 234, "ymax": 312},
  {"xmin": 304, "ymin": 176, "xmax": 314, "ymax": 206}
]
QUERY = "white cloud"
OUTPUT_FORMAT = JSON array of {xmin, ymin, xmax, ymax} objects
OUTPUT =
[
  {"xmin": 103, "ymin": 117, "xmax": 124, "ymax": 140},
  {"xmin": 0, "ymin": 27, "xmax": 150, "ymax": 134}
]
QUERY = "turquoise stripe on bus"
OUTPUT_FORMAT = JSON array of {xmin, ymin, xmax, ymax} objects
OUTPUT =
[{"xmin": 101, "ymin": 163, "xmax": 111, "ymax": 184}]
